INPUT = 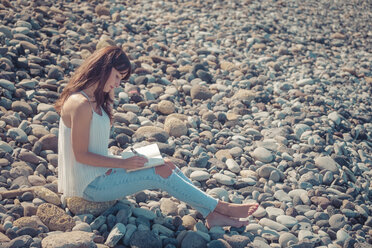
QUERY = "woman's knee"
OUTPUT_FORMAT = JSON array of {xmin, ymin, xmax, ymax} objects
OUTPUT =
[
  {"xmin": 164, "ymin": 158, "xmax": 177, "ymax": 169},
  {"xmin": 155, "ymin": 164, "xmax": 173, "ymax": 178}
]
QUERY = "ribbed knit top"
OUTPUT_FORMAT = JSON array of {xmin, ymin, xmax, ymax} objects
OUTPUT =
[{"xmin": 58, "ymin": 91, "xmax": 111, "ymax": 197}]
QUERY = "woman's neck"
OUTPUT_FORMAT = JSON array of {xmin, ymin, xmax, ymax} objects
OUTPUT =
[{"xmin": 82, "ymin": 84, "xmax": 97, "ymax": 100}]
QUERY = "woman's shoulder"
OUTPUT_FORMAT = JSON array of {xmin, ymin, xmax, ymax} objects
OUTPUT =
[{"xmin": 63, "ymin": 93, "xmax": 91, "ymax": 114}]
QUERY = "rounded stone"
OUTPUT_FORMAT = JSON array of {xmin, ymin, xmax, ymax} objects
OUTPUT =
[
  {"xmin": 164, "ymin": 117, "xmax": 188, "ymax": 137},
  {"xmin": 41, "ymin": 231, "xmax": 95, "ymax": 248},
  {"xmin": 276, "ymin": 215, "xmax": 298, "ymax": 228},
  {"xmin": 181, "ymin": 231, "xmax": 207, "ymax": 248},
  {"xmin": 252, "ymin": 147, "xmax": 273, "ymax": 163},
  {"xmin": 225, "ymin": 159, "xmax": 241, "ymax": 173},
  {"xmin": 329, "ymin": 214, "xmax": 346, "ymax": 230},
  {"xmin": 36, "ymin": 203, "xmax": 75, "ymax": 231},
  {"xmin": 190, "ymin": 170, "xmax": 210, "ymax": 181},
  {"xmin": 279, "ymin": 232, "xmax": 299, "ymax": 247},
  {"xmin": 160, "ymin": 198, "xmax": 178, "ymax": 216},
  {"xmin": 181, "ymin": 215, "xmax": 196, "ymax": 230},
  {"xmin": 190, "ymin": 85, "xmax": 212, "ymax": 100},
  {"xmin": 158, "ymin": 100, "xmax": 175, "ymax": 115},
  {"xmin": 66, "ymin": 197, "xmax": 116, "ymax": 216}
]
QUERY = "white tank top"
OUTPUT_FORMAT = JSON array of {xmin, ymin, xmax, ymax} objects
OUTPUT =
[{"xmin": 58, "ymin": 91, "xmax": 111, "ymax": 197}]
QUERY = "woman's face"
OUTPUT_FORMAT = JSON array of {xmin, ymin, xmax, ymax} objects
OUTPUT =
[{"xmin": 103, "ymin": 67, "xmax": 128, "ymax": 92}]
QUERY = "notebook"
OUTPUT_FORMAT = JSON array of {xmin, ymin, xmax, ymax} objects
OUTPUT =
[{"xmin": 121, "ymin": 143, "xmax": 164, "ymax": 172}]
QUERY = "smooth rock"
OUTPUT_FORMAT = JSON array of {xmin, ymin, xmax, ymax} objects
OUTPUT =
[
  {"xmin": 181, "ymin": 231, "xmax": 207, "ymax": 248},
  {"xmin": 132, "ymin": 208, "xmax": 156, "ymax": 220},
  {"xmin": 329, "ymin": 214, "xmax": 346, "ymax": 230},
  {"xmin": 190, "ymin": 170, "xmax": 210, "ymax": 181},
  {"xmin": 41, "ymin": 231, "xmax": 96, "ymax": 248},
  {"xmin": 252, "ymin": 147, "xmax": 273, "ymax": 163},
  {"xmin": 279, "ymin": 232, "xmax": 299, "ymax": 247},
  {"xmin": 314, "ymin": 156, "xmax": 339, "ymax": 174},
  {"xmin": 105, "ymin": 223, "xmax": 126, "ymax": 247},
  {"xmin": 66, "ymin": 197, "xmax": 116, "ymax": 216},
  {"xmin": 33, "ymin": 187, "xmax": 61, "ymax": 205},
  {"xmin": 36, "ymin": 203, "xmax": 75, "ymax": 231},
  {"xmin": 129, "ymin": 230, "xmax": 162, "ymax": 248}
]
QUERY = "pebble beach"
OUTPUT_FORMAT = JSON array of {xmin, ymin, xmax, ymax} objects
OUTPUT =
[{"xmin": 0, "ymin": 0, "xmax": 371, "ymax": 247}]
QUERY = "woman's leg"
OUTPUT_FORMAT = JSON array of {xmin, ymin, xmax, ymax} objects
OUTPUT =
[
  {"xmin": 163, "ymin": 159, "xmax": 193, "ymax": 184},
  {"xmin": 83, "ymin": 166, "xmax": 218, "ymax": 218},
  {"xmin": 152, "ymin": 166, "xmax": 219, "ymax": 218},
  {"xmin": 83, "ymin": 164, "xmax": 258, "ymax": 227},
  {"xmin": 161, "ymin": 161, "xmax": 259, "ymax": 219},
  {"xmin": 154, "ymin": 163, "xmax": 259, "ymax": 223}
]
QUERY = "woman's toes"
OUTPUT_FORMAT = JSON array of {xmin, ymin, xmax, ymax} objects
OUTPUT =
[{"xmin": 248, "ymin": 203, "xmax": 259, "ymax": 215}]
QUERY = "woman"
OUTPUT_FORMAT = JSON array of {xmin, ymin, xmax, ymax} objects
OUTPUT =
[{"xmin": 55, "ymin": 46, "xmax": 259, "ymax": 228}]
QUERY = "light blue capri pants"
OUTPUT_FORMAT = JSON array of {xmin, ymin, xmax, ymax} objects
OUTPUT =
[{"xmin": 83, "ymin": 167, "xmax": 218, "ymax": 218}]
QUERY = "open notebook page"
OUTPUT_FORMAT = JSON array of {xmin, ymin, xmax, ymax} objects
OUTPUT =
[{"xmin": 121, "ymin": 144, "xmax": 164, "ymax": 172}]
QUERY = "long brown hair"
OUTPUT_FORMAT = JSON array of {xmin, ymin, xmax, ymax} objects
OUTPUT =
[{"xmin": 55, "ymin": 46, "xmax": 131, "ymax": 121}]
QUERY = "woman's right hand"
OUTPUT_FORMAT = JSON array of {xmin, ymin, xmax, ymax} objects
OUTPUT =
[{"xmin": 122, "ymin": 156, "xmax": 148, "ymax": 170}]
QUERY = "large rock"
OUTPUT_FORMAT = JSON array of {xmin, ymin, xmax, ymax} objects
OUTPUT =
[
  {"xmin": 0, "ymin": 78, "xmax": 15, "ymax": 91},
  {"xmin": 41, "ymin": 231, "xmax": 96, "ymax": 248},
  {"xmin": 105, "ymin": 223, "xmax": 127, "ymax": 247},
  {"xmin": 13, "ymin": 216, "xmax": 48, "ymax": 232},
  {"xmin": 329, "ymin": 214, "xmax": 346, "ymax": 230},
  {"xmin": 129, "ymin": 230, "xmax": 162, "ymax": 248},
  {"xmin": 39, "ymin": 134, "xmax": 58, "ymax": 153},
  {"xmin": 220, "ymin": 61, "xmax": 236, "ymax": 71},
  {"xmin": 133, "ymin": 126, "xmax": 169, "ymax": 142},
  {"xmin": 164, "ymin": 117, "xmax": 188, "ymax": 137},
  {"xmin": 165, "ymin": 113, "xmax": 188, "ymax": 122},
  {"xmin": 95, "ymin": 5, "xmax": 110, "ymax": 16},
  {"xmin": 310, "ymin": 196, "xmax": 331, "ymax": 209},
  {"xmin": 257, "ymin": 165, "xmax": 278, "ymax": 178},
  {"xmin": 232, "ymin": 89, "xmax": 255, "ymax": 103},
  {"xmin": 279, "ymin": 232, "xmax": 299, "ymax": 247},
  {"xmin": 226, "ymin": 158, "xmax": 241, "ymax": 173},
  {"xmin": 20, "ymin": 40, "xmax": 38, "ymax": 54},
  {"xmin": 33, "ymin": 186, "xmax": 61, "ymax": 205},
  {"xmin": 181, "ymin": 215, "xmax": 197, "ymax": 230},
  {"xmin": 4, "ymin": 235, "xmax": 33, "ymax": 247},
  {"xmin": 251, "ymin": 147, "xmax": 273, "ymax": 163},
  {"xmin": 0, "ymin": 141, "xmax": 13, "ymax": 153},
  {"xmin": 190, "ymin": 170, "xmax": 210, "ymax": 181},
  {"xmin": 314, "ymin": 156, "xmax": 339, "ymax": 174},
  {"xmin": 158, "ymin": 100, "xmax": 175, "ymax": 114},
  {"xmin": 181, "ymin": 231, "xmax": 207, "ymax": 248},
  {"xmin": 66, "ymin": 197, "xmax": 116, "ymax": 216},
  {"xmin": 215, "ymin": 150, "xmax": 233, "ymax": 161},
  {"xmin": 0, "ymin": 232, "xmax": 10, "ymax": 242},
  {"xmin": 31, "ymin": 126, "xmax": 49, "ymax": 138},
  {"xmin": 208, "ymin": 239, "xmax": 232, "ymax": 248},
  {"xmin": 36, "ymin": 203, "xmax": 75, "ymax": 231},
  {"xmin": 190, "ymin": 85, "xmax": 212, "ymax": 100},
  {"xmin": 222, "ymin": 234, "xmax": 251, "ymax": 248},
  {"xmin": 213, "ymin": 173, "xmax": 236, "ymax": 185},
  {"xmin": 11, "ymin": 101, "xmax": 33, "ymax": 116},
  {"xmin": 258, "ymin": 218, "xmax": 289, "ymax": 232},
  {"xmin": 160, "ymin": 198, "xmax": 178, "ymax": 216},
  {"xmin": 7, "ymin": 128, "xmax": 28, "ymax": 143},
  {"xmin": 19, "ymin": 151, "xmax": 40, "ymax": 164},
  {"xmin": 207, "ymin": 187, "xmax": 229, "ymax": 201},
  {"xmin": 132, "ymin": 208, "xmax": 156, "ymax": 220}
]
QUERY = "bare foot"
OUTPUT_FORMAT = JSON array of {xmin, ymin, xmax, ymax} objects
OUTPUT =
[
  {"xmin": 205, "ymin": 212, "xmax": 249, "ymax": 229},
  {"xmin": 215, "ymin": 202, "xmax": 259, "ymax": 219}
]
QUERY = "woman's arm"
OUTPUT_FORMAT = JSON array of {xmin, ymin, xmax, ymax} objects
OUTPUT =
[{"xmin": 68, "ymin": 96, "xmax": 147, "ymax": 170}]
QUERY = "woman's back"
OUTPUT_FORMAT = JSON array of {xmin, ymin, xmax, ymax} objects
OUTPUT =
[{"xmin": 58, "ymin": 92, "xmax": 110, "ymax": 197}]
